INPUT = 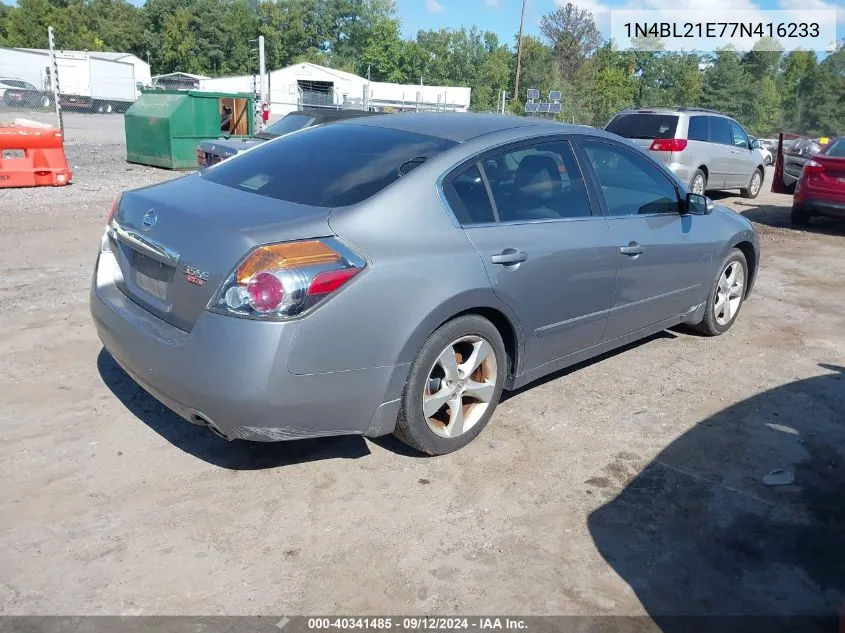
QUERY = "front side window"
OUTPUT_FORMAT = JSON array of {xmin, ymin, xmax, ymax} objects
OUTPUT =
[
  {"xmin": 730, "ymin": 120, "xmax": 750, "ymax": 149},
  {"xmin": 581, "ymin": 140, "xmax": 679, "ymax": 216},
  {"xmin": 203, "ymin": 123, "xmax": 456, "ymax": 207}
]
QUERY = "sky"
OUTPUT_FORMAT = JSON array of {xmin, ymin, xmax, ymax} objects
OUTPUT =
[{"xmin": 395, "ymin": 0, "xmax": 845, "ymax": 49}]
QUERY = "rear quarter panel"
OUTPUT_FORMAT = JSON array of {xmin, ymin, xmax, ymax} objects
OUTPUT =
[{"xmin": 286, "ymin": 143, "xmax": 526, "ymax": 377}]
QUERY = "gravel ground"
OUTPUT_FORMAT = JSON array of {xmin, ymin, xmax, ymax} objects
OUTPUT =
[{"xmin": 1, "ymin": 114, "xmax": 843, "ymax": 623}]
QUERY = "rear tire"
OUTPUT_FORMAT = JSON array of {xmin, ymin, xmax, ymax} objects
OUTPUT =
[
  {"xmin": 394, "ymin": 315, "xmax": 506, "ymax": 455},
  {"xmin": 690, "ymin": 169, "xmax": 707, "ymax": 195},
  {"xmin": 692, "ymin": 249, "xmax": 748, "ymax": 337},
  {"xmin": 791, "ymin": 205, "xmax": 812, "ymax": 227},
  {"xmin": 741, "ymin": 168, "xmax": 763, "ymax": 199}
]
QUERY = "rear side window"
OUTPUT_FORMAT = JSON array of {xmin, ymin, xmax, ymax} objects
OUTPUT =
[
  {"xmin": 709, "ymin": 117, "xmax": 733, "ymax": 145},
  {"xmin": 444, "ymin": 165, "xmax": 496, "ymax": 225},
  {"xmin": 605, "ymin": 113, "xmax": 679, "ymax": 140},
  {"xmin": 203, "ymin": 124, "xmax": 456, "ymax": 207},
  {"xmin": 687, "ymin": 116, "xmax": 709, "ymax": 142},
  {"xmin": 824, "ymin": 138, "xmax": 845, "ymax": 157}
]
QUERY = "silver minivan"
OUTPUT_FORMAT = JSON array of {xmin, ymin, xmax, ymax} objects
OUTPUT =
[{"xmin": 605, "ymin": 108, "xmax": 766, "ymax": 199}]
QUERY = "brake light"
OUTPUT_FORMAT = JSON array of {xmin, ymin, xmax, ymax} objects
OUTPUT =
[
  {"xmin": 649, "ymin": 138, "xmax": 688, "ymax": 152},
  {"xmin": 106, "ymin": 196, "xmax": 120, "ymax": 225},
  {"xmin": 803, "ymin": 160, "xmax": 825, "ymax": 174},
  {"xmin": 211, "ymin": 238, "xmax": 366, "ymax": 321}
]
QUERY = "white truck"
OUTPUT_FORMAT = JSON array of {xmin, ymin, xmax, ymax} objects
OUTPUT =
[
  {"xmin": 52, "ymin": 52, "xmax": 137, "ymax": 113},
  {"xmin": 0, "ymin": 48, "xmax": 138, "ymax": 113}
]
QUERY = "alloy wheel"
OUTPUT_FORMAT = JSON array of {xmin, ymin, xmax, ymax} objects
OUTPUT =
[
  {"xmin": 749, "ymin": 171, "xmax": 762, "ymax": 197},
  {"xmin": 422, "ymin": 335, "xmax": 498, "ymax": 439},
  {"xmin": 714, "ymin": 261, "xmax": 745, "ymax": 326},
  {"xmin": 692, "ymin": 175, "xmax": 705, "ymax": 195}
]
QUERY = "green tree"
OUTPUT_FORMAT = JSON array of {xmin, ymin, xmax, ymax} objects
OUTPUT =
[
  {"xmin": 700, "ymin": 48, "xmax": 745, "ymax": 118},
  {"xmin": 779, "ymin": 49, "xmax": 818, "ymax": 133},
  {"xmin": 356, "ymin": 15, "xmax": 403, "ymax": 81},
  {"xmin": 539, "ymin": 2, "xmax": 601, "ymax": 82}
]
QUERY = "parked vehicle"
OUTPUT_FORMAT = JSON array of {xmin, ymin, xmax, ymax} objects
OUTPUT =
[
  {"xmin": 54, "ymin": 52, "xmax": 137, "ymax": 113},
  {"xmin": 91, "ymin": 113, "xmax": 759, "ymax": 455},
  {"xmin": 791, "ymin": 136, "xmax": 845, "ymax": 226},
  {"xmin": 750, "ymin": 136, "xmax": 773, "ymax": 166},
  {"xmin": 780, "ymin": 137, "xmax": 825, "ymax": 192},
  {"xmin": 604, "ymin": 107, "xmax": 766, "ymax": 199},
  {"xmin": 0, "ymin": 77, "xmax": 52, "ymax": 109},
  {"xmin": 197, "ymin": 109, "xmax": 384, "ymax": 167}
]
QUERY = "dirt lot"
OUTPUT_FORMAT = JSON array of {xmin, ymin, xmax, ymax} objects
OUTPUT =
[{"xmin": 1, "ymin": 114, "xmax": 843, "ymax": 623}]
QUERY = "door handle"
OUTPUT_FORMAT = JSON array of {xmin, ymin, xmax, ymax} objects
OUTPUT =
[
  {"xmin": 619, "ymin": 242, "xmax": 644, "ymax": 256},
  {"xmin": 730, "ymin": 149, "xmax": 741, "ymax": 154},
  {"xmin": 491, "ymin": 249, "xmax": 527, "ymax": 265}
]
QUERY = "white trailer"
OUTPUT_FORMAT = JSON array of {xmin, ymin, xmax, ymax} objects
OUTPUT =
[
  {"xmin": 0, "ymin": 48, "xmax": 54, "ymax": 91},
  {"xmin": 54, "ymin": 52, "xmax": 136, "ymax": 112}
]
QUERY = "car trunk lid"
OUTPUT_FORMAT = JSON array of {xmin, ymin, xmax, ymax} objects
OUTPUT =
[
  {"xmin": 806, "ymin": 155, "xmax": 845, "ymax": 194},
  {"xmin": 108, "ymin": 173, "xmax": 333, "ymax": 332}
]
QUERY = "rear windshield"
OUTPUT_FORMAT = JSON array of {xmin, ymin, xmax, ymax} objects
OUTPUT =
[
  {"xmin": 203, "ymin": 123, "xmax": 457, "ymax": 207},
  {"xmin": 262, "ymin": 113, "xmax": 315, "ymax": 138},
  {"xmin": 823, "ymin": 138, "xmax": 845, "ymax": 157},
  {"xmin": 606, "ymin": 113, "xmax": 679, "ymax": 139}
]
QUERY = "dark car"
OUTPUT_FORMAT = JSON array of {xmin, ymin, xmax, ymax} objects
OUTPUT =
[
  {"xmin": 780, "ymin": 136, "xmax": 825, "ymax": 191},
  {"xmin": 791, "ymin": 136, "xmax": 845, "ymax": 226},
  {"xmin": 196, "ymin": 109, "xmax": 385, "ymax": 167},
  {"xmin": 0, "ymin": 78, "xmax": 53, "ymax": 110}
]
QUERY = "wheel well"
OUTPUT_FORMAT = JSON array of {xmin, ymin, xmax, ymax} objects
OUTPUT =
[
  {"xmin": 451, "ymin": 307, "xmax": 518, "ymax": 379},
  {"xmin": 733, "ymin": 241, "xmax": 756, "ymax": 297},
  {"xmin": 698, "ymin": 165, "xmax": 708, "ymax": 179}
]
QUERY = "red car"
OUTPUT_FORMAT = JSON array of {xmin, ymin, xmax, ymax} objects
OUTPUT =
[{"xmin": 792, "ymin": 136, "xmax": 845, "ymax": 226}]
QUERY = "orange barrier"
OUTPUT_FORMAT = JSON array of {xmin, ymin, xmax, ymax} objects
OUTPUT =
[{"xmin": 0, "ymin": 124, "xmax": 72, "ymax": 188}]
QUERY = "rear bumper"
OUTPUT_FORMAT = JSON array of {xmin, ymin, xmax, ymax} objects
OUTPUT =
[
  {"xmin": 90, "ymin": 251, "xmax": 405, "ymax": 442},
  {"xmin": 797, "ymin": 198, "xmax": 845, "ymax": 219}
]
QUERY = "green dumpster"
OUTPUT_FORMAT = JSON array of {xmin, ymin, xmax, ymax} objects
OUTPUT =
[{"xmin": 124, "ymin": 90, "xmax": 255, "ymax": 169}]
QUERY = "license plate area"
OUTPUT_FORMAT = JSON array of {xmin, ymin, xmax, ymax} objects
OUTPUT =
[{"xmin": 132, "ymin": 251, "xmax": 173, "ymax": 301}]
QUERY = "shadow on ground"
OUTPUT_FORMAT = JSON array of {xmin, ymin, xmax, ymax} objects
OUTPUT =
[
  {"xmin": 97, "ymin": 348, "xmax": 373, "ymax": 469},
  {"xmin": 588, "ymin": 365, "xmax": 845, "ymax": 632},
  {"xmin": 712, "ymin": 192, "xmax": 845, "ymax": 236}
]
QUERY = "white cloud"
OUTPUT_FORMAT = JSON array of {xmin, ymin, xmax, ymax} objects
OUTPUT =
[
  {"xmin": 778, "ymin": 0, "xmax": 843, "ymax": 23},
  {"xmin": 425, "ymin": 0, "xmax": 445, "ymax": 13},
  {"xmin": 484, "ymin": 0, "xmax": 501, "ymax": 7}
]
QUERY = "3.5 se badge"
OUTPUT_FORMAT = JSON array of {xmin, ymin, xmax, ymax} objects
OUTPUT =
[{"xmin": 183, "ymin": 264, "xmax": 210, "ymax": 286}]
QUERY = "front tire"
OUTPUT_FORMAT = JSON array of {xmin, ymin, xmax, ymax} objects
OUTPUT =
[
  {"xmin": 692, "ymin": 249, "xmax": 748, "ymax": 336},
  {"xmin": 741, "ymin": 168, "xmax": 763, "ymax": 199},
  {"xmin": 394, "ymin": 315, "xmax": 506, "ymax": 455}
]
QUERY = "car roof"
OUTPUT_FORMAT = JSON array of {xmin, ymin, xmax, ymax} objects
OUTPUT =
[{"xmin": 335, "ymin": 112, "xmax": 590, "ymax": 143}]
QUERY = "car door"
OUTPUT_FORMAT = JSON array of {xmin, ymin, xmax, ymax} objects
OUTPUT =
[
  {"xmin": 575, "ymin": 136, "xmax": 713, "ymax": 341},
  {"xmin": 728, "ymin": 119, "xmax": 758, "ymax": 187},
  {"xmin": 442, "ymin": 137, "xmax": 618, "ymax": 373},
  {"xmin": 706, "ymin": 116, "xmax": 736, "ymax": 189}
]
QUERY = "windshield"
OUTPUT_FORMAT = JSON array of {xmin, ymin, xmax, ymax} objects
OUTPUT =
[
  {"xmin": 260, "ymin": 114, "xmax": 315, "ymax": 138},
  {"xmin": 202, "ymin": 123, "xmax": 457, "ymax": 207},
  {"xmin": 605, "ymin": 113, "xmax": 679, "ymax": 139},
  {"xmin": 823, "ymin": 138, "xmax": 845, "ymax": 158}
]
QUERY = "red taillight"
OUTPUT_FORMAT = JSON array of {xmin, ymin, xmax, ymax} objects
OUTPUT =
[
  {"xmin": 106, "ymin": 197, "xmax": 119, "ymax": 225},
  {"xmin": 247, "ymin": 272, "xmax": 285, "ymax": 312},
  {"xmin": 649, "ymin": 138, "xmax": 688, "ymax": 152},
  {"xmin": 307, "ymin": 268, "xmax": 360, "ymax": 296},
  {"xmin": 211, "ymin": 238, "xmax": 367, "ymax": 321},
  {"xmin": 803, "ymin": 160, "xmax": 825, "ymax": 174}
]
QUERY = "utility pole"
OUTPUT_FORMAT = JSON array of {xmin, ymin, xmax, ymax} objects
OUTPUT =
[
  {"xmin": 513, "ymin": 0, "xmax": 527, "ymax": 106},
  {"xmin": 47, "ymin": 26, "xmax": 63, "ymax": 134}
]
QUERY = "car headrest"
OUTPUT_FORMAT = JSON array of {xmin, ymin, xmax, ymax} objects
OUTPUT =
[{"xmin": 515, "ymin": 155, "xmax": 561, "ymax": 199}]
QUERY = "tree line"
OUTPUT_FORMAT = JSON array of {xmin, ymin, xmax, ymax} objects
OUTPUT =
[{"xmin": 0, "ymin": 0, "xmax": 842, "ymax": 135}]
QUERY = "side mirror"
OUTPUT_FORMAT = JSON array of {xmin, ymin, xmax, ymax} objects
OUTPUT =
[
  {"xmin": 751, "ymin": 139, "xmax": 761, "ymax": 150},
  {"xmin": 685, "ymin": 192, "xmax": 714, "ymax": 215}
]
